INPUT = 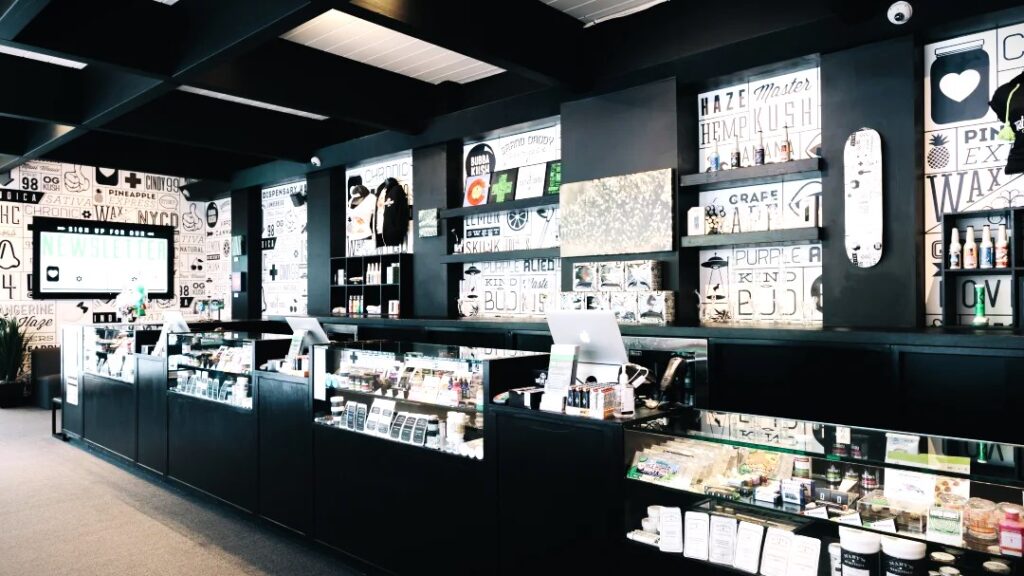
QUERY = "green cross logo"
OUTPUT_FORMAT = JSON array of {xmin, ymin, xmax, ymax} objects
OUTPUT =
[{"xmin": 490, "ymin": 174, "xmax": 514, "ymax": 202}]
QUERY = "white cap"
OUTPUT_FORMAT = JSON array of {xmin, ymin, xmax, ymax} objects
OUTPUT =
[{"xmin": 839, "ymin": 527, "xmax": 881, "ymax": 554}]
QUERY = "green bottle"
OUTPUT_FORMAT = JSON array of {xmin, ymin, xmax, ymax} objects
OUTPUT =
[{"xmin": 971, "ymin": 284, "xmax": 989, "ymax": 326}]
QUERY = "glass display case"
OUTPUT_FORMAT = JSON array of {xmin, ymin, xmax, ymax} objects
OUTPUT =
[
  {"xmin": 82, "ymin": 323, "xmax": 161, "ymax": 383},
  {"xmin": 624, "ymin": 408, "xmax": 1024, "ymax": 569},
  {"xmin": 312, "ymin": 341, "xmax": 547, "ymax": 459},
  {"xmin": 167, "ymin": 331, "xmax": 290, "ymax": 410}
]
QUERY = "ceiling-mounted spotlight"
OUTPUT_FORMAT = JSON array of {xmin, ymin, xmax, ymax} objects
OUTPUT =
[
  {"xmin": 290, "ymin": 190, "xmax": 308, "ymax": 207},
  {"xmin": 310, "ymin": 155, "xmax": 322, "ymax": 167}
]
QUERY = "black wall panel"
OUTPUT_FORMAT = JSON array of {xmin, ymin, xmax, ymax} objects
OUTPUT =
[
  {"xmin": 821, "ymin": 37, "xmax": 922, "ymax": 328},
  {"xmin": 561, "ymin": 78, "xmax": 679, "ymax": 183},
  {"xmin": 411, "ymin": 143, "xmax": 460, "ymax": 318},
  {"xmin": 230, "ymin": 186, "xmax": 262, "ymax": 320},
  {"xmin": 306, "ymin": 167, "xmax": 345, "ymax": 317}
]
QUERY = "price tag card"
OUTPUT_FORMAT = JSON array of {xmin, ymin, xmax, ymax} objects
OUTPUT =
[
  {"xmin": 709, "ymin": 514, "xmax": 738, "ymax": 565},
  {"xmin": 658, "ymin": 506, "xmax": 683, "ymax": 553},
  {"xmin": 683, "ymin": 511, "xmax": 710, "ymax": 560},
  {"xmin": 734, "ymin": 521, "xmax": 765, "ymax": 574},
  {"xmin": 835, "ymin": 426, "xmax": 851, "ymax": 446},
  {"xmin": 759, "ymin": 527, "xmax": 793, "ymax": 576},
  {"xmin": 785, "ymin": 535, "xmax": 821, "ymax": 576}
]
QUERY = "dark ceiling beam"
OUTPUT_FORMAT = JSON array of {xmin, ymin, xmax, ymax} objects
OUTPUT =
[
  {"xmin": 0, "ymin": 0, "xmax": 336, "ymax": 178},
  {"xmin": 0, "ymin": 0, "xmax": 49, "ymax": 39},
  {"xmin": 188, "ymin": 39, "xmax": 434, "ymax": 133},
  {"xmin": 98, "ymin": 91, "xmax": 368, "ymax": 162},
  {"xmin": 43, "ymin": 131, "xmax": 267, "ymax": 181},
  {"xmin": 329, "ymin": 0, "xmax": 586, "ymax": 86},
  {"xmin": 0, "ymin": 53, "xmax": 83, "ymax": 124}
]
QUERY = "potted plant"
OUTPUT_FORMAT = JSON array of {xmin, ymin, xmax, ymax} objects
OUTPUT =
[{"xmin": 0, "ymin": 317, "xmax": 29, "ymax": 408}]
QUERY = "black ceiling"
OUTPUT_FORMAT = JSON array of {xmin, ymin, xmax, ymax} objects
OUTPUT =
[{"xmin": 0, "ymin": 0, "xmax": 1022, "ymax": 183}]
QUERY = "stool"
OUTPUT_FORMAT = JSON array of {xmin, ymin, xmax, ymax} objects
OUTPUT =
[{"xmin": 51, "ymin": 397, "xmax": 67, "ymax": 441}]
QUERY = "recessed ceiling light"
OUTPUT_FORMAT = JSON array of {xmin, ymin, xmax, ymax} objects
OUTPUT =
[
  {"xmin": 178, "ymin": 86, "xmax": 329, "ymax": 121},
  {"xmin": 151, "ymin": 0, "xmax": 180, "ymax": 5},
  {"xmin": 0, "ymin": 44, "xmax": 87, "ymax": 69}
]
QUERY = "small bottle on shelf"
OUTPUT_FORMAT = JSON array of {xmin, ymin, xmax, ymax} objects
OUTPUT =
[
  {"xmin": 780, "ymin": 125, "xmax": 793, "ymax": 162},
  {"xmin": 980, "ymin": 224, "xmax": 994, "ymax": 269},
  {"xmin": 964, "ymin": 226, "xmax": 978, "ymax": 269},
  {"xmin": 710, "ymin": 139, "xmax": 721, "ymax": 171},
  {"xmin": 995, "ymin": 224, "xmax": 1009, "ymax": 269},
  {"xmin": 730, "ymin": 134, "xmax": 741, "ymax": 169},
  {"xmin": 948, "ymin": 228, "xmax": 962, "ymax": 270},
  {"xmin": 754, "ymin": 130, "xmax": 765, "ymax": 166}
]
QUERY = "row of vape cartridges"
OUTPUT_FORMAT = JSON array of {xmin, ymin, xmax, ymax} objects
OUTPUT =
[
  {"xmin": 322, "ymin": 395, "xmax": 483, "ymax": 459},
  {"xmin": 563, "ymin": 384, "xmax": 616, "ymax": 420},
  {"xmin": 572, "ymin": 260, "xmax": 661, "ymax": 292},
  {"xmin": 559, "ymin": 290, "xmax": 675, "ymax": 325}
]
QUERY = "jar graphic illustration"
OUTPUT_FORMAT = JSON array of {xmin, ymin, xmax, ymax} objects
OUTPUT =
[{"xmin": 931, "ymin": 39, "xmax": 990, "ymax": 125}]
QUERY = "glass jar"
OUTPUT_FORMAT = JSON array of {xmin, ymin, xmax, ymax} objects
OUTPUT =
[{"xmin": 965, "ymin": 498, "xmax": 998, "ymax": 541}]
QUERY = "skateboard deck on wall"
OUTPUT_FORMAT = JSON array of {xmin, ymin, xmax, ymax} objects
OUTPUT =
[{"xmin": 844, "ymin": 127, "xmax": 883, "ymax": 268}]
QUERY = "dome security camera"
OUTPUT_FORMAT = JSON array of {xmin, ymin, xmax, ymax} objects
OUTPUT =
[
  {"xmin": 887, "ymin": 1, "xmax": 912, "ymax": 25},
  {"xmin": 310, "ymin": 155, "xmax": 322, "ymax": 167}
]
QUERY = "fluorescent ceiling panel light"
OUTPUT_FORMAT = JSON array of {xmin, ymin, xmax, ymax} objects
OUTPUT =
[
  {"xmin": 0, "ymin": 44, "xmax": 87, "ymax": 69},
  {"xmin": 178, "ymin": 86, "xmax": 329, "ymax": 121},
  {"xmin": 545, "ymin": 0, "xmax": 670, "ymax": 27},
  {"xmin": 282, "ymin": 10, "xmax": 504, "ymax": 84}
]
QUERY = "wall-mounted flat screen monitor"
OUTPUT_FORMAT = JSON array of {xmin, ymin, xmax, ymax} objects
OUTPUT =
[{"xmin": 32, "ymin": 217, "xmax": 175, "ymax": 299}]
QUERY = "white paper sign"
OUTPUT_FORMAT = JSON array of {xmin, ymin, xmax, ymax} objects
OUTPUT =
[
  {"xmin": 803, "ymin": 506, "xmax": 829, "ymax": 519},
  {"xmin": 835, "ymin": 426, "xmax": 851, "ymax": 446},
  {"xmin": 313, "ymin": 350, "xmax": 326, "ymax": 401},
  {"xmin": 66, "ymin": 376, "xmax": 79, "ymax": 406},
  {"xmin": 884, "ymin": 468, "xmax": 937, "ymax": 507},
  {"xmin": 658, "ymin": 506, "xmax": 684, "ymax": 553},
  {"xmin": 683, "ymin": 511, "xmax": 710, "ymax": 560},
  {"xmin": 760, "ymin": 527, "xmax": 794, "ymax": 576},
  {"xmin": 785, "ymin": 535, "xmax": 821, "ymax": 576},
  {"xmin": 709, "ymin": 514, "xmax": 738, "ymax": 565},
  {"xmin": 734, "ymin": 521, "xmax": 765, "ymax": 574}
]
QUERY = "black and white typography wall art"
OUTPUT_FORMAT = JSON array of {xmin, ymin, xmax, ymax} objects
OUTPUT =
[
  {"xmin": 697, "ymin": 67, "xmax": 821, "ymax": 172},
  {"xmin": 698, "ymin": 244, "xmax": 823, "ymax": 326},
  {"xmin": 457, "ymin": 258, "xmax": 560, "ymax": 319},
  {"xmin": 924, "ymin": 23, "xmax": 1024, "ymax": 326},
  {"xmin": 0, "ymin": 160, "xmax": 232, "ymax": 362},
  {"xmin": 344, "ymin": 152, "xmax": 413, "ymax": 257},
  {"xmin": 261, "ymin": 181, "xmax": 307, "ymax": 317}
]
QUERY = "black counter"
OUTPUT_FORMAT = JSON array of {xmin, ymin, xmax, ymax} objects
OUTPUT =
[
  {"xmin": 273, "ymin": 314, "xmax": 1024, "ymax": 351},
  {"xmin": 136, "ymin": 355, "xmax": 168, "ymax": 474},
  {"xmin": 82, "ymin": 372, "xmax": 137, "ymax": 461},
  {"xmin": 490, "ymin": 404, "xmax": 675, "ymax": 576},
  {"xmin": 167, "ymin": 390, "xmax": 258, "ymax": 512},
  {"xmin": 255, "ymin": 370, "xmax": 312, "ymax": 535}
]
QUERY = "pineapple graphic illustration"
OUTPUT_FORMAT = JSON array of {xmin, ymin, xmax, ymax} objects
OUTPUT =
[{"xmin": 927, "ymin": 134, "xmax": 950, "ymax": 170}]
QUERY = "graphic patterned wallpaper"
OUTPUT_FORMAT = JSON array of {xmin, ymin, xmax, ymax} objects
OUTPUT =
[
  {"xmin": 0, "ymin": 160, "xmax": 232, "ymax": 363},
  {"xmin": 923, "ymin": 22, "xmax": 1024, "ymax": 326},
  {"xmin": 261, "ymin": 181, "xmax": 308, "ymax": 317},
  {"xmin": 697, "ymin": 67, "xmax": 821, "ymax": 171},
  {"xmin": 694, "ymin": 66, "xmax": 823, "ymax": 326}
]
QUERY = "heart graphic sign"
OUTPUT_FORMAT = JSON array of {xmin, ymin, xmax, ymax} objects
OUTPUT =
[{"xmin": 939, "ymin": 70, "xmax": 981, "ymax": 102}]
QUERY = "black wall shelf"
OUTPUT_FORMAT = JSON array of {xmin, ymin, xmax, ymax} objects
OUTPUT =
[
  {"xmin": 679, "ymin": 158, "xmax": 821, "ymax": 190},
  {"xmin": 680, "ymin": 227, "xmax": 821, "ymax": 248},
  {"xmin": 940, "ymin": 208, "xmax": 1020, "ymax": 329},
  {"xmin": 440, "ymin": 195, "xmax": 559, "ymax": 218},
  {"xmin": 330, "ymin": 254, "xmax": 413, "ymax": 318},
  {"xmin": 441, "ymin": 247, "xmax": 560, "ymax": 264}
]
